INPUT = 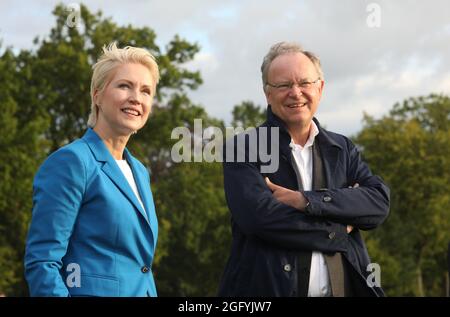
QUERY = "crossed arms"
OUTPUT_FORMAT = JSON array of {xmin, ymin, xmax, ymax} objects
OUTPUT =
[{"xmin": 222, "ymin": 139, "xmax": 390, "ymax": 253}]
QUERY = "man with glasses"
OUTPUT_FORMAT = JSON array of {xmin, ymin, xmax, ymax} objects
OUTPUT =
[{"xmin": 218, "ymin": 42, "xmax": 390, "ymax": 297}]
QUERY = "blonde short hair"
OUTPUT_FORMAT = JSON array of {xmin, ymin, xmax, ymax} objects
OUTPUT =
[
  {"xmin": 261, "ymin": 41, "xmax": 323, "ymax": 93},
  {"xmin": 87, "ymin": 42, "xmax": 160, "ymax": 127}
]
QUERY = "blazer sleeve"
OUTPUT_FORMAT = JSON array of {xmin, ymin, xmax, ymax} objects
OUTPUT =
[
  {"xmin": 302, "ymin": 139, "xmax": 390, "ymax": 230},
  {"xmin": 24, "ymin": 148, "xmax": 86, "ymax": 296},
  {"xmin": 224, "ymin": 159, "xmax": 349, "ymax": 253}
]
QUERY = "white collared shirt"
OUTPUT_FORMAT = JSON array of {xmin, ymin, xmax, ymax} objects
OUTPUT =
[
  {"xmin": 116, "ymin": 159, "xmax": 146, "ymax": 212},
  {"xmin": 290, "ymin": 121, "xmax": 331, "ymax": 297}
]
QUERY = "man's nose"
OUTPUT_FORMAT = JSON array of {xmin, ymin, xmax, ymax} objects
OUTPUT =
[{"xmin": 289, "ymin": 84, "xmax": 303, "ymax": 97}]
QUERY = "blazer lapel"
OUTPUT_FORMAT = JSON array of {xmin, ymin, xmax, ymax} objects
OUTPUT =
[
  {"xmin": 102, "ymin": 162, "xmax": 150, "ymax": 226},
  {"xmin": 82, "ymin": 129, "xmax": 150, "ymax": 226},
  {"xmin": 125, "ymin": 150, "xmax": 158, "ymax": 244}
]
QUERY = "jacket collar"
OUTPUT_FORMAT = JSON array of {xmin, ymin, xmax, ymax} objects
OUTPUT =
[
  {"xmin": 265, "ymin": 105, "xmax": 342, "ymax": 150},
  {"xmin": 81, "ymin": 128, "xmax": 151, "ymax": 227},
  {"xmin": 265, "ymin": 105, "xmax": 342, "ymax": 178}
]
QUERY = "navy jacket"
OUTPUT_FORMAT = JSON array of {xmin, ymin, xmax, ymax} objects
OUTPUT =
[{"xmin": 218, "ymin": 106, "xmax": 390, "ymax": 296}]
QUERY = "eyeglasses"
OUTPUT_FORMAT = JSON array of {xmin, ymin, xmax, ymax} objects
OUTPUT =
[{"xmin": 266, "ymin": 77, "xmax": 321, "ymax": 92}]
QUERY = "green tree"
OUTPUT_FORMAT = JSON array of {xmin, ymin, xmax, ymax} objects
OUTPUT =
[
  {"xmin": 153, "ymin": 161, "xmax": 230, "ymax": 296},
  {"xmin": 354, "ymin": 94, "xmax": 450, "ymax": 296},
  {"xmin": 132, "ymin": 92, "xmax": 229, "ymax": 295},
  {"xmin": 231, "ymin": 101, "xmax": 266, "ymax": 128},
  {"xmin": 0, "ymin": 2, "xmax": 229, "ymax": 296},
  {"xmin": 131, "ymin": 92, "xmax": 224, "ymax": 182},
  {"xmin": 32, "ymin": 3, "xmax": 202, "ymax": 151},
  {"xmin": 0, "ymin": 47, "xmax": 49, "ymax": 295}
]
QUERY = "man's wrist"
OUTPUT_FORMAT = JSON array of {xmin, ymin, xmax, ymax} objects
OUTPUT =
[
  {"xmin": 298, "ymin": 192, "xmax": 310, "ymax": 211},
  {"xmin": 304, "ymin": 200, "xmax": 310, "ymax": 212}
]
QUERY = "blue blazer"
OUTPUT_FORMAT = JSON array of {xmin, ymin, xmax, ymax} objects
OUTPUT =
[{"xmin": 24, "ymin": 128, "xmax": 158, "ymax": 296}]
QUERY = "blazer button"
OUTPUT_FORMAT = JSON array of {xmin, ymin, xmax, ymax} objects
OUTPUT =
[
  {"xmin": 323, "ymin": 196, "xmax": 332, "ymax": 202},
  {"xmin": 141, "ymin": 266, "xmax": 150, "ymax": 273},
  {"xmin": 283, "ymin": 264, "xmax": 292, "ymax": 272},
  {"xmin": 328, "ymin": 232, "xmax": 336, "ymax": 240}
]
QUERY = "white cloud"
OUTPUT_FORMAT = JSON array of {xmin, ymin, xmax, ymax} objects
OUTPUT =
[
  {"xmin": 1, "ymin": 0, "xmax": 450, "ymax": 136},
  {"xmin": 435, "ymin": 74, "xmax": 450, "ymax": 95}
]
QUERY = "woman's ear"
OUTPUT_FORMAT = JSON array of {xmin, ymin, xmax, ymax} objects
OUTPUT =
[{"xmin": 93, "ymin": 89, "xmax": 101, "ymax": 107}]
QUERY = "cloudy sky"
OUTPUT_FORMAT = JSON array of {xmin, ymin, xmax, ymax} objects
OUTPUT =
[{"xmin": 1, "ymin": 0, "xmax": 449, "ymax": 136}]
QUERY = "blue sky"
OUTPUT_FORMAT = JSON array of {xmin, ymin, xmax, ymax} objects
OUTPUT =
[{"xmin": 1, "ymin": 0, "xmax": 450, "ymax": 137}]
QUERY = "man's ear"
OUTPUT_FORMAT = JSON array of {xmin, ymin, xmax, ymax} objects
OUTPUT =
[
  {"xmin": 317, "ymin": 80, "xmax": 325, "ymax": 100},
  {"xmin": 318, "ymin": 80, "xmax": 325, "ymax": 94},
  {"xmin": 264, "ymin": 86, "xmax": 272, "ymax": 104}
]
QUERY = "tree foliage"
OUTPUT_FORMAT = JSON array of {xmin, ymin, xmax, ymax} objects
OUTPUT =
[
  {"xmin": 354, "ymin": 94, "xmax": 450, "ymax": 296},
  {"xmin": 0, "ymin": 3, "xmax": 223, "ymax": 296},
  {"xmin": 32, "ymin": 3, "xmax": 202, "ymax": 152},
  {"xmin": 153, "ymin": 161, "xmax": 230, "ymax": 296},
  {"xmin": 1, "ymin": 2, "xmax": 449, "ymax": 297},
  {"xmin": 231, "ymin": 100, "xmax": 266, "ymax": 128},
  {"xmin": 0, "ymin": 48, "xmax": 49, "ymax": 295}
]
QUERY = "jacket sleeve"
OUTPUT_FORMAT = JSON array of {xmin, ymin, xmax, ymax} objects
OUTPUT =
[
  {"xmin": 302, "ymin": 139, "xmax": 390, "ymax": 230},
  {"xmin": 24, "ymin": 148, "xmax": 86, "ymax": 296},
  {"xmin": 223, "ymin": 159, "xmax": 349, "ymax": 253}
]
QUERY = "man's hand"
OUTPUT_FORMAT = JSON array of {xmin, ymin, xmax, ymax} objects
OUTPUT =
[{"xmin": 265, "ymin": 177, "xmax": 308, "ymax": 210}]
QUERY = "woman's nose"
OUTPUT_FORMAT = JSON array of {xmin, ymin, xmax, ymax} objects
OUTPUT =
[{"xmin": 128, "ymin": 89, "xmax": 141, "ymax": 104}]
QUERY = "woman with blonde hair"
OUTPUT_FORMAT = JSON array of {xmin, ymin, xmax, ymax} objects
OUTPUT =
[{"xmin": 25, "ymin": 42, "xmax": 160, "ymax": 297}]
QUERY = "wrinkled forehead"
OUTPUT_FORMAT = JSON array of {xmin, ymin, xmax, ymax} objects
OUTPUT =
[{"xmin": 268, "ymin": 52, "xmax": 318, "ymax": 81}]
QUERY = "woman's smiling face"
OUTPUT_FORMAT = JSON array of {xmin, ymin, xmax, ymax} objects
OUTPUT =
[{"xmin": 94, "ymin": 62, "xmax": 154, "ymax": 136}]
